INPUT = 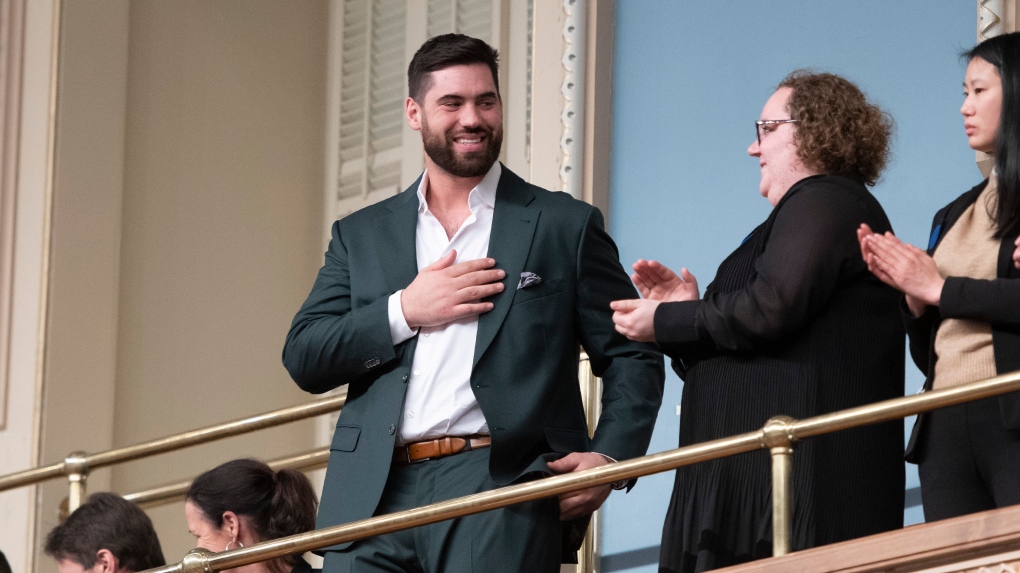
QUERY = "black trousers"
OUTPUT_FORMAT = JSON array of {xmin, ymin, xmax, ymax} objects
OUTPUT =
[
  {"xmin": 918, "ymin": 395, "xmax": 1020, "ymax": 521},
  {"xmin": 322, "ymin": 448, "xmax": 561, "ymax": 573}
]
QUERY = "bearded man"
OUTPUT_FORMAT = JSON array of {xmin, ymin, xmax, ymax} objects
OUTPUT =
[{"xmin": 283, "ymin": 33, "xmax": 663, "ymax": 573}]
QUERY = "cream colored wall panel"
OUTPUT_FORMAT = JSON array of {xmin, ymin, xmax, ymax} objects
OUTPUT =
[
  {"xmin": 113, "ymin": 0, "xmax": 328, "ymax": 561},
  {"xmin": 34, "ymin": 3, "xmax": 129, "ymax": 566}
]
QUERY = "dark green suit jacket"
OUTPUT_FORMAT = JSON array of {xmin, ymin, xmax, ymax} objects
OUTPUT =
[{"xmin": 283, "ymin": 165, "xmax": 664, "ymax": 550}]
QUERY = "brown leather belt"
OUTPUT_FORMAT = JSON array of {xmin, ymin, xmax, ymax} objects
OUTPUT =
[{"xmin": 393, "ymin": 434, "xmax": 491, "ymax": 465}]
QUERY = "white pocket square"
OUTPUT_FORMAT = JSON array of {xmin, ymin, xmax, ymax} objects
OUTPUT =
[{"xmin": 517, "ymin": 272, "xmax": 542, "ymax": 290}]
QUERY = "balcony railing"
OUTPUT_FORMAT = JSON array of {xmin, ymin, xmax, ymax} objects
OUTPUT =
[
  {"xmin": 0, "ymin": 389, "xmax": 347, "ymax": 511},
  {"xmin": 135, "ymin": 368, "xmax": 1020, "ymax": 573}
]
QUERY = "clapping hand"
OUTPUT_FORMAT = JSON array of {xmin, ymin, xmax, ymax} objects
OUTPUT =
[
  {"xmin": 631, "ymin": 259, "xmax": 699, "ymax": 302},
  {"xmin": 611, "ymin": 260, "xmax": 699, "ymax": 343},
  {"xmin": 857, "ymin": 223, "xmax": 944, "ymax": 317}
]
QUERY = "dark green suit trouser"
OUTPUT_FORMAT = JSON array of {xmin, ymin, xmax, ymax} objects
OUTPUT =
[{"xmin": 322, "ymin": 449, "xmax": 561, "ymax": 573}]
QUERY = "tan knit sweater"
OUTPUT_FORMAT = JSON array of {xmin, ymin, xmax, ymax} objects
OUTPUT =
[{"xmin": 932, "ymin": 175, "xmax": 999, "ymax": 388}]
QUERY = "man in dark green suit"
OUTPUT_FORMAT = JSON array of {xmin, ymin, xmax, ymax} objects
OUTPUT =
[{"xmin": 283, "ymin": 34, "xmax": 663, "ymax": 573}]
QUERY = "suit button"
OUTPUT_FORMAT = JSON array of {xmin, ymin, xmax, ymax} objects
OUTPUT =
[
  {"xmin": 364, "ymin": 357, "xmax": 381, "ymax": 368},
  {"xmin": 388, "ymin": 425, "xmax": 396, "ymax": 435},
  {"xmin": 402, "ymin": 373, "xmax": 409, "ymax": 381}
]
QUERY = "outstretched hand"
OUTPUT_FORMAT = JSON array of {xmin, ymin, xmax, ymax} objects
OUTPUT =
[
  {"xmin": 857, "ymin": 223, "xmax": 943, "ymax": 316},
  {"xmin": 1014, "ymin": 235, "xmax": 1020, "ymax": 269},
  {"xmin": 401, "ymin": 250, "xmax": 505, "ymax": 328},
  {"xmin": 610, "ymin": 298, "xmax": 659, "ymax": 342},
  {"xmin": 546, "ymin": 452, "xmax": 612, "ymax": 521},
  {"xmin": 631, "ymin": 259, "xmax": 699, "ymax": 302}
]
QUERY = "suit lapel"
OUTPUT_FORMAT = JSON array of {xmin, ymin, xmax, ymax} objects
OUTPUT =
[
  {"xmin": 474, "ymin": 168, "xmax": 539, "ymax": 367},
  {"xmin": 376, "ymin": 178, "xmax": 422, "ymax": 294}
]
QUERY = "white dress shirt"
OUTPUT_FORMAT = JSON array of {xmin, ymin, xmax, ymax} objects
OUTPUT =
[{"xmin": 386, "ymin": 162, "xmax": 501, "ymax": 444}]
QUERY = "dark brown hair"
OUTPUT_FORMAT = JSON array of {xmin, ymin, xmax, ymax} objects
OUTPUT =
[
  {"xmin": 44, "ymin": 492, "xmax": 165, "ymax": 572},
  {"xmin": 778, "ymin": 70, "xmax": 893, "ymax": 186},
  {"xmin": 408, "ymin": 33, "xmax": 499, "ymax": 102},
  {"xmin": 186, "ymin": 459, "xmax": 317, "ymax": 573}
]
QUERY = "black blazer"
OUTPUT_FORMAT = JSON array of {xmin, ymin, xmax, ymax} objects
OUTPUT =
[{"xmin": 904, "ymin": 179, "xmax": 1020, "ymax": 461}]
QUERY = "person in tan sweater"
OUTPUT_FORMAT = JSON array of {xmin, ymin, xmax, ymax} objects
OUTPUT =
[{"xmin": 859, "ymin": 31, "xmax": 1020, "ymax": 521}]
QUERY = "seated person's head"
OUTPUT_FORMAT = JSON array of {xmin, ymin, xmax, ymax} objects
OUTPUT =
[
  {"xmin": 44, "ymin": 492, "xmax": 165, "ymax": 573},
  {"xmin": 185, "ymin": 459, "xmax": 318, "ymax": 573}
]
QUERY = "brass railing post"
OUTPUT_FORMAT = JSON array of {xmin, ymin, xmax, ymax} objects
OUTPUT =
[
  {"xmin": 578, "ymin": 353, "xmax": 603, "ymax": 573},
  {"xmin": 180, "ymin": 548, "xmax": 211, "ymax": 573},
  {"xmin": 63, "ymin": 451, "xmax": 89, "ymax": 513},
  {"xmin": 760, "ymin": 416, "xmax": 797, "ymax": 557}
]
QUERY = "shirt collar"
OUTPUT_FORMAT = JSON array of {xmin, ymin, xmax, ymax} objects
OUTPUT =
[{"xmin": 416, "ymin": 162, "xmax": 501, "ymax": 213}]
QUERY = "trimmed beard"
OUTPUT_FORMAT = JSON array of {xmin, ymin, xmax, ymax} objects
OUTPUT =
[{"xmin": 421, "ymin": 115, "xmax": 503, "ymax": 178}]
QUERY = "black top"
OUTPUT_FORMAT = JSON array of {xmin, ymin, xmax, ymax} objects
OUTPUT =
[
  {"xmin": 904, "ymin": 178, "xmax": 1020, "ymax": 460},
  {"xmin": 654, "ymin": 175, "xmax": 906, "ymax": 573}
]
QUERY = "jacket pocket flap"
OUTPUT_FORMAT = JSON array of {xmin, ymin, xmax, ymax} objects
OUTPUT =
[
  {"xmin": 331, "ymin": 425, "xmax": 361, "ymax": 452},
  {"xmin": 543, "ymin": 426, "xmax": 590, "ymax": 453}
]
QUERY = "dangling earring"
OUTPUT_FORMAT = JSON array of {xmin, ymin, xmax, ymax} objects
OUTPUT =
[{"xmin": 225, "ymin": 539, "xmax": 244, "ymax": 551}]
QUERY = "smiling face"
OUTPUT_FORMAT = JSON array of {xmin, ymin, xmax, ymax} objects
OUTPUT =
[
  {"xmin": 747, "ymin": 87, "xmax": 821, "ymax": 206},
  {"xmin": 962, "ymin": 56, "xmax": 1002, "ymax": 154},
  {"xmin": 184, "ymin": 502, "xmax": 269, "ymax": 573},
  {"xmin": 185, "ymin": 501, "xmax": 232, "ymax": 553},
  {"xmin": 406, "ymin": 63, "xmax": 503, "ymax": 180}
]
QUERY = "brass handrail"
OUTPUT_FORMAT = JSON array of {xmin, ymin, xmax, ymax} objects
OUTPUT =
[
  {"xmin": 0, "ymin": 389, "xmax": 346, "ymax": 508},
  {"xmin": 123, "ymin": 448, "xmax": 329, "ymax": 509},
  {"xmin": 143, "ymin": 369, "xmax": 1020, "ymax": 573}
]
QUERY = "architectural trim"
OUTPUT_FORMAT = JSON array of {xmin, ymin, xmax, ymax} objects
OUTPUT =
[
  {"xmin": 975, "ymin": 0, "xmax": 1018, "ymax": 174},
  {"xmin": 0, "ymin": 0, "xmax": 26, "ymax": 430},
  {"xmin": 559, "ymin": 0, "xmax": 585, "ymax": 199},
  {"xmin": 979, "ymin": 0, "xmax": 1006, "ymax": 40},
  {"xmin": 581, "ymin": 0, "xmax": 614, "ymax": 217}
]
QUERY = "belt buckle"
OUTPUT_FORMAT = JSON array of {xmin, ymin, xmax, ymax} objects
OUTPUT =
[{"xmin": 395, "ymin": 445, "xmax": 418, "ymax": 465}]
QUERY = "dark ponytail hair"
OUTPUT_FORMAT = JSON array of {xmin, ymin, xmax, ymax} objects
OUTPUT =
[
  {"xmin": 186, "ymin": 459, "xmax": 317, "ymax": 573},
  {"xmin": 966, "ymin": 31, "xmax": 1020, "ymax": 238}
]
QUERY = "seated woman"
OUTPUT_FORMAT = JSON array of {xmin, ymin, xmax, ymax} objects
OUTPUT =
[
  {"xmin": 185, "ymin": 458, "xmax": 318, "ymax": 573},
  {"xmin": 612, "ymin": 71, "xmax": 905, "ymax": 572},
  {"xmin": 859, "ymin": 31, "xmax": 1020, "ymax": 521}
]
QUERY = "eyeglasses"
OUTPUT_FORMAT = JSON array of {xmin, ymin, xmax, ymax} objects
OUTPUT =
[{"xmin": 755, "ymin": 119, "xmax": 799, "ymax": 144}]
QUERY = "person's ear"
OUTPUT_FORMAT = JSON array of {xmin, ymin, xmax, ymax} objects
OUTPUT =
[
  {"xmin": 91, "ymin": 549, "xmax": 119, "ymax": 573},
  {"xmin": 406, "ymin": 97, "xmax": 422, "ymax": 132},
  {"xmin": 221, "ymin": 510, "xmax": 240, "ymax": 541}
]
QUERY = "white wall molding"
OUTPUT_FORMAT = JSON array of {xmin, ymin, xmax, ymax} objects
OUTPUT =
[
  {"xmin": 0, "ymin": 0, "xmax": 59, "ymax": 569},
  {"xmin": 559, "ymin": 0, "xmax": 585, "ymax": 199},
  {"xmin": 979, "ymin": 0, "xmax": 1006, "ymax": 40},
  {"xmin": 0, "ymin": 0, "xmax": 26, "ymax": 433}
]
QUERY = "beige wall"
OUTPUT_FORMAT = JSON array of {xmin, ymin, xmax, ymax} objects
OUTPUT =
[
  {"xmin": 35, "ymin": 0, "xmax": 329, "ymax": 568},
  {"xmin": 36, "ymin": 0, "xmax": 129, "ymax": 552}
]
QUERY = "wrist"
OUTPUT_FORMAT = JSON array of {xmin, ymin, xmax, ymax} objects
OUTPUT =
[
  {"xmin": 926, "ymin": 278, "xmax": 945, "ymax": 307},
  {"xmin": 594, "ymin": 453, "xmax": 627, "ymax": 490},
  {"xmin": 399, "ymin": 290, "xmax": 420, "ymax": 328}
]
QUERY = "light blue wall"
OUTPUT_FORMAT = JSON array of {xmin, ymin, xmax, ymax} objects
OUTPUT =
[{"xmin": 602, "ymin": 2, "xmax": 977, "ymax": 571}]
